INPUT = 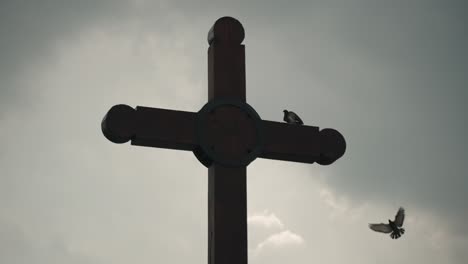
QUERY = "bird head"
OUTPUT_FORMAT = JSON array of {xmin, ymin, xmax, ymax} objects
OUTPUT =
[
  {"xmin": 388, "ymin": 219, "xmax": 393, "ymax": 224},
  {"xmin": 283, "ymin": 110, "xmax": 288, "ymax": 114}
]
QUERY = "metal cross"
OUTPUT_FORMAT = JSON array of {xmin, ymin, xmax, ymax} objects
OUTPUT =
[{"xmin": 101, "ymin": 16, "xmax": 346, "ymax": 264}]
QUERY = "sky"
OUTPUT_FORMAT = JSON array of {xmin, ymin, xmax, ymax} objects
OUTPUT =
[{"xmin": 1, "ymin": 0, "xmax": 467, "ymax": 263}]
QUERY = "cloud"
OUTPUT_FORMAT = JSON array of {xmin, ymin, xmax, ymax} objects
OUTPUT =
[
  {"xmin": 319, "ymin": 186, "xmax": 368, "ymax": 223},
  {"xmin": 320, "ymin": 188, "xmax": 348, "ymax": 214},
  {"xmin": 248, "ymin": 210, "xmax": 305, "ymax": 257},
  {"xmin": 248, "ymin": 210, "xmax": 284, "ymax": 229}
]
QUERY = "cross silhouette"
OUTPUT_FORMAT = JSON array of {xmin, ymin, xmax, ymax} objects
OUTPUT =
[{"xmin": 101, "ymin": 17, "xmax": 346, "ymax": 264}]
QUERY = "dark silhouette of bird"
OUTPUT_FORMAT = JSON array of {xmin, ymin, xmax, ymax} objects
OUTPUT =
[
  {"xmin": 369, "ymin": 207, "xmax": 406, "ymax": 239},
  {"xmin": 283, "ymin": 110, "xmax": 304, "ymax": 125}
]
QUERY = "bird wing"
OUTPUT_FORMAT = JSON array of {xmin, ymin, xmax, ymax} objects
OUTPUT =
[
  {"xmin": 290, "ymin": 111, "xmax": 304, "ymax": 124},
  {"xmin": 295, "ymin": 115, "xmax": 304, "ymax": 124},
  {"xmin": 394, "ymin": 207, "xmax": 405, "ymax": 227},
  {"xmin": 369, "ymin": 223, "xmax": 392, "ymax": 233}
]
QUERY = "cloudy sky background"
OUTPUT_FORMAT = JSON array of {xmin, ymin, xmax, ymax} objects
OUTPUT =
[{"xmin": 1, "ymin": 1, "xmax": 467, "ymax": 263}]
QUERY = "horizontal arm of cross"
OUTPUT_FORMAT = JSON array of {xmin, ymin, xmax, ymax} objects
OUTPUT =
[
  {"xmin": 102, "ymin": 104, "xmax": 346, "ymax": 166},
  {"xmin": 259, "ymin": 120, "xmax": 346, "ymax": 165},
  {"xmin": 102, "ymin": 104, "xmax": 197, "ymax": 151}
]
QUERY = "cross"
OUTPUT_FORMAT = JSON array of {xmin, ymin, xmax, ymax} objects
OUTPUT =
[{"xmin": 101, "ymin": 17, "xmax": 346, "ymax": 264}]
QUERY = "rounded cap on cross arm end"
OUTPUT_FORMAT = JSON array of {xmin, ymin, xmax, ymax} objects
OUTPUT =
[
  {"xmin": 207, "ymin": 16, "xmax": 245, "ymax": 45},
  {"xmin": 101, "ymin": 104, "xmax": 136, "ymax": 144},
  {"xmin": 316, "ymin": 128, "xmax": 346, "ymax": 165}
]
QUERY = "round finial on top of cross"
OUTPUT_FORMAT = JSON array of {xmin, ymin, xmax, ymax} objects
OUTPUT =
[{"xmin": 207, "ymin": 16, "xmax": 245, "ymax": 45}]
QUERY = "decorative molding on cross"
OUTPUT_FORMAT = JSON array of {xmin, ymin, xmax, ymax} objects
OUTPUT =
[{"xmin": 101, "ymin": 16, "xmax": 346, "ymax": 264}]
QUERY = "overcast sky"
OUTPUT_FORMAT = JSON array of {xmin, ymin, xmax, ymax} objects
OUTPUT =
[{"xmin": 1, "ymin": 1, "xmax": 467, "ymax": 263}]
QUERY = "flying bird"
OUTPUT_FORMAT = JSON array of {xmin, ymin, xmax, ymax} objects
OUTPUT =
[
  {"xmin": 369, "ymin": 207, "xmax": 406, "ymax": 239},
  {"xmin": 283, "ymin": 110, "xmax": 304, "ymax": 125}
]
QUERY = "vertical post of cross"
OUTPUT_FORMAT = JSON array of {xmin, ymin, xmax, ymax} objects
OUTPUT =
[{"xmin": 207, "ymin": 17, "xmax": 248, "ymax": 264}]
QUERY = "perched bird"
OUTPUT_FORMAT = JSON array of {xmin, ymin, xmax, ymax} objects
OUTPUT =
[
  {"xmin": 283, "ymin": 110, "xmax": 304, "ymax": 125},
  {"xmin": 369, "ymin": 207, "xmax": 406, "ymax": 239}
]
